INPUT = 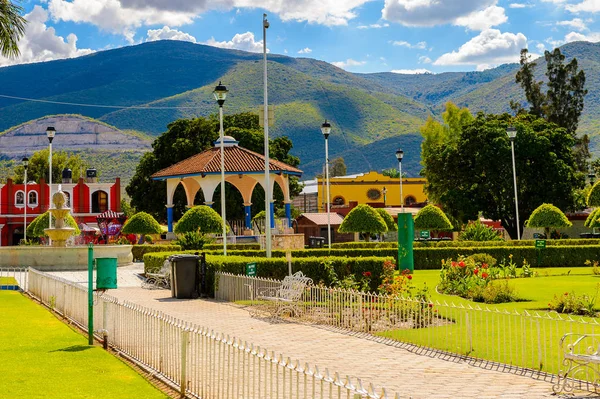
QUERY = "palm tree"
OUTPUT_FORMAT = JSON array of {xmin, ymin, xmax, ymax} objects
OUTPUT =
[{"xmin": 0, "ymin": 0, "xmax": 26, "ymax": 58}]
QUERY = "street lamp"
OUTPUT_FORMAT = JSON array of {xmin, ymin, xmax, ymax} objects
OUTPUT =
[
  {"xmin": 507, "ymin": 126, "xmax": 521, "ymax": 240},
  {"xmin": 383, "ymin": 186, "xmax": 387, "ymax": 207},
  {"xmin": 23, "ymin": 157, "xmax": 29, "ymax": 243},
  {"xmin": 262, "ymin": 13, "xmax": 273, "ymax": 258},
  {"xmin": 47, "ymin": 126, "xmax": 56, "ymax": 244},
  {"xmin": 213, "ymin": 81, "xmax": 228, "ymax": 256},
  {"xmin": 395, "ymin": 149, "xmax": 404, "ymax": 212},
  {"xmin": 321, "ymin": 120, "xmax": 332, "ymax": 249},
  {"xmin": 589, "ymin": 168, "xmax": 596, "ymax": 187}
]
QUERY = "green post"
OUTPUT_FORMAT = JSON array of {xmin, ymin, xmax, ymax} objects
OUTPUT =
[
  {"xmin": 397, "ymin": 213, "xmax": 414, "ymax": 272},
  {"xmin": 88, "ymin": 243, "xmax": 94, "ymax": 345}
]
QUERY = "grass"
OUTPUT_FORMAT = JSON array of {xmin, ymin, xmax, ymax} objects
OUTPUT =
[
  {"xmin": 0, "ymin": 291, "xmax": 168, "ymax": 399},
  {"xmin": 0, "ymin": 276, "xmax": 18, "ymax": 285}
]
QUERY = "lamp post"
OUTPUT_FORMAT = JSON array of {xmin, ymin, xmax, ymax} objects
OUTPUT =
[
  {"xmin": 507, "ymin": 126, "xmax": 521, "ymax": 240},
  {"xmin": 47, "ymin": 126, "xmax": 55, "ymax": 244},
  {"xmin": 321, "ymin": 120, "xmax": 332, "ymax": 248},
  {"xmin": 395, "ymin": 149, "xmax": 404, "ymax": 212},
  {"xmin": 589, "ymin": 169, "xmax": 596, "ymax": 187},
  {"xmin": 383, "ymin": 186, "xmax": 387, "ymax": 207},
  {"xmin": 213, "ymin": 82, "xmax": 228, "ymax": 256},
  {"xmin": 262, "ymin": 13, "xmax": 273, "ymax": 258},
  {"xmin": 23, "ymin": 157, "xmax": 29, "ymax": 243}
]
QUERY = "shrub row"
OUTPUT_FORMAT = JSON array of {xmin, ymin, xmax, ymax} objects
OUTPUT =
[
  {"xmin": 143, "ymin": 252, "xmax": 392, "ymax": 294},
  {"xmin": 332, "ymin": 239, "xmax": 600, "ymax": 249},
  {"xmin": 132, "ymin": 244, "xmax": 182, "ymax": 261},
  {"xmin": 203, "ymin": 243, "xmax": 261, "ymax": 250}
]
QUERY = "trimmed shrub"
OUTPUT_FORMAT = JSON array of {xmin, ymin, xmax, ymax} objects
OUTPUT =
[
  {"xmin": 204, "ymin": 243, "xmax": 261, "ymax": 251},
  {"xmin": 588, "ymin": 181, "xmax": 600, "ymax": 207},
  {"xmin": 459, "ymin": 220, "xmax": 503, "ymax": 241},
  {"xmin": 122, "ymin": 212, "xmax": 162, "ymax": 235},
  {"xmin": 175, "ymin": 231, "xmax": 213, "ymax": 250},
  {"xmin": 525, "ymin": 203, "xmax": 572, "ymax": 237},
  {"xmin": 376, "ymin": 208, "xmax": 397, "ymax": 232},
  {"xmin": 131, "ymin": 244, "xmax": 182, "ymax": 262},
  {"xmin": 175, "ymin": 205, "xmax": 223, "ymax": 234},
  {"xmin": 29, "ymin": 211, "xmax": 80, "ymax": 238},
  {"xmin": 333, "ymin": 239, "xmax": 600, "ymax": 249},
  {"xmin": 338, "ymin": 204, "xmax": 387, "ymax": 242},
  {"xmin": 414, "ymin": 205, "xmax": 453, "ymax": 231},
  {"xmin": 586, "ymin": 208, "xmax": 600, "ymax": 229}
]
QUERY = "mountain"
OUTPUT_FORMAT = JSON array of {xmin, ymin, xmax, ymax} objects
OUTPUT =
[{"xmin": 0, "ymin": 40, "xmax": 599, "ymax": 180}]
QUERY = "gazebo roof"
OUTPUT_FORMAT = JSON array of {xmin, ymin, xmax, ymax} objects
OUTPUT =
[{"xmin": 151, "ymin": 136, "xmax": 302, "ymax": 180}]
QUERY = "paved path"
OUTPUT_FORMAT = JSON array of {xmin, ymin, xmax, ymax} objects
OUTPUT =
[{"xmin": 51, "ymin": 265, "xmax": 567, "ymax": 399}]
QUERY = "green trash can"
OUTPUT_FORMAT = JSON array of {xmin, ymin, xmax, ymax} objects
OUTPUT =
[{"xmin": 96, "ymin": 257, "xmax": 118, "ymax": 290}]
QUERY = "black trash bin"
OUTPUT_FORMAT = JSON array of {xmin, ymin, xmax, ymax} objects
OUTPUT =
[{"xmin": 168, "ymin": 254, "xmax": 200, "ymax": 299}]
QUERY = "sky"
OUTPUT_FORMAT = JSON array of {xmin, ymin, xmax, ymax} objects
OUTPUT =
[{"xmin": 2, "ymin": 0, "xmax": 600, "ymax": 73}]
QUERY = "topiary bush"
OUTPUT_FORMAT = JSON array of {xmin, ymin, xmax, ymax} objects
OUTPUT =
[
  {"xmin": 459, "ymin": 219, "xmax": 503, "ymax": 241},
  {"xmin": 376, "ymin": 208, "xmax": 397, "ymax": 232},
  {"xmin": 29, "ymin": 211, "xmax": 81, "ymax": 238},
  {"xmin": 121, "ymin": 211, "xmax": 162, "ymax": 235},
  {"xmin": 586, "ymin": 208, "xmax": 600, "ymax": 229},
  {"xmin": 175, "ymin": 205, "xmax": 224, "ymax": 234},
  {"xmin": 414, "ymin": 205, "xmax": 453, "ymax": 231},
  {"xmin": 338, "ymin": 204, "xmax": 387, "ymax": 242},
  {"xmin": 588, "ymin": 182, "xmax": 600, "ymax": 207},
  {"xmin": 525, "ymin": 203, "xmax": 572, "ymax": 237}
]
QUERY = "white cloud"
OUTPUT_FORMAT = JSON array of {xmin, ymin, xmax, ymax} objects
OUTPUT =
[
  {"xmin": 509, "ymin": 3, "xmax": 532, "ymax": 8},
  {"xmin": 391, "ymin": 68, "xmax": 432, "ymax": 74},
  {"xmin": 418, "ymin": 55, "xmax": 432, "ymax": 64},
  {"xmin": 382, "ymin": 0, "xmax": 496, "ymax": 27},
  {"xmin": 297, "ymin": 47, "xmax": 312, "ymax": 54},
  {"xmin": 536, "ymin": 43, "xmax": 546, "ymax": 52},
  {"xmin": 392, "ymin": 40, "xmax": 427, "ymax": 49},
  {"xmin": 331, "ymin": 58, "xmax": 366, "ymax": 70},
  {"xmin": 454, "ymin": 6, "xmax": 507, "ymax": 31},
  {"xmin": 357, "ymin": 23, "xmax": 390, "ymax": 29},
  {"xmin": 433, "ymin": 29, "xmax": 527, "ymax": 69},
  {"xmin": 204, "ymin": 32, "xmax": 264, "ymax": 53},
  {"xmin": 557, "ymin": 18, "xmax": 588, "ymax": 31},
  {"xmin": 0, "ymin": 5, "xmax": 93, "ymax": 67},
  {"xmin": 566, "ymin": 0, "xmax": 600, "ymax": 12},
  {"xmin": 146, "ymin": 26, "xmax": 196, "ymax": 42},
  {"xmin": 564, "ymin": 31, "xmax": 600, "ymax": 42}
]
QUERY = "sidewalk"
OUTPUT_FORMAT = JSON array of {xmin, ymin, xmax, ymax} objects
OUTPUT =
[{"xmin": 53, "ymin": 265, "xmax": 560, "ymax": 399}]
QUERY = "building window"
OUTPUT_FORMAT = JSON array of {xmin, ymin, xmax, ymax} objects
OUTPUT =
[
  {"xmin": 28, "ymin": 191, "xmax": 38, "ymax": 206},
  {"xmin": 332, "ymin": 196, "xmax": 345, "ymax": 206},
  {"xmin": 367, "ymin": 188, "xmax": 381, "ymax": 200},
  {"xmin": 15, "ymin": 191, "xmax": 24, "ymax": 206},
  {"xmin": 404, "ymin": 196, "xmax": 416, "ymax": 206},
  {"xmin": 92, "ymin": 190, "xmax": 108, "ymax": 213},
  {"xmin": 64, "ymin": 192, "xmax": 71, "ymax": 208}
]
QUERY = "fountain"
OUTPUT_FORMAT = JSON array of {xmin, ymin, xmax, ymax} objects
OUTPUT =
[{"xmin": 44, "ymin": 186, "xmax": 76, "ymax": 247}]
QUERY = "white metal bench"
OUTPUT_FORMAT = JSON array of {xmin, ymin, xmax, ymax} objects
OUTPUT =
[
  {"xmin": 253, "ymin": 271, "xmax": 313, "ymax": 318},
  {"xmin": 553, "ymin": 333, "xmax": 600, "ymax": 393},
  {"xmin": 142, "ymin": 260, "xmax": 171, "ymax": 290}
]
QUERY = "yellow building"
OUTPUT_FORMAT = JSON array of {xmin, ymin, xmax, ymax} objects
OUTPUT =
[{"xmin": 316, "ymin": 171, "xmax": 427, "ymax": 211}]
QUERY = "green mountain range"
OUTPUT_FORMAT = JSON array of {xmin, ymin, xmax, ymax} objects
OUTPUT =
[{"xmin": 0, "ymin": 40, "xmax": 599, "ymax": 179}]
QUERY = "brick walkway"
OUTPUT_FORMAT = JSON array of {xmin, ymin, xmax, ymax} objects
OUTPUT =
[{"xmin": 52, "ymin": 265, "xmax": 566, "ymax": 399}]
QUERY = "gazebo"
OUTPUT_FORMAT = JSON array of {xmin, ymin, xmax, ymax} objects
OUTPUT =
[{"xmin": 151, "ymin": 136, "xmax": 303, "ymax": 235}]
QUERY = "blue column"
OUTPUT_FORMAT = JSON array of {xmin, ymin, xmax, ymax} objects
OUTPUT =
[
  {"xmin": 285, "ymin": 202, "xmax": 292, "ymax": 227},
  {"xmin": 245, "ymin": 205, "xmax": 252, "ymax": 229},
  {"xmin": 205, "ymin": 202, "xmax": 214, "ymax": 208},
  {"xmin": 166, "ymin": 206, "xmax": 174, "ymax": 233},
  {"xmin": 270, "ymin": 202, "xmax": 275, "ymax": 229}
]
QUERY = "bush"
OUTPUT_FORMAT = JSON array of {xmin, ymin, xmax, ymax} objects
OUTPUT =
[
  {"xmin": 376, "ymin": 209, "xmax": 397, "ymax": 232},
  {"xmin": 28, "ymin": 211, "xmax": 81, "ymax": 238},
  {"xmin": 203, "ymin": 243, "xmax": 261, "ymax": 251},
  {"xmin": 121, "ymin": 212, "xmax": 162, "ymax": 235},
  {"xmin": 414, "ymin": 205, "xmax": 453, "ymax": 231},
  {"xmin": 548, "ymin": 290, "xmax": 598, "ymax": 316},
  {"xmin": 525, "ymin": 203, "xmax": 572, "ymax": 237},
  {"xmin": 175, "ymin": 231, "xmax": 213, "ymax": 250},
  {"xmin": 585, "ymin": 208, "xmax": 600, "ymax": 228},
  {"xmin": 338, "ymin": 204, "xmax": 387, "ymax": 242},
  {"xmin": 175, "ymin": 205, "xmax": 223, "ymax": 234},
  {"xmin": 588, "ymin": 181, "xmax": 600, "ymax": 207},
  {"xmin": 467, "ymin": 253, "xmax": 497, "ymax": 268},
  {"xmin": 459, "ymin": 220, "xmax": 503, "ymax": 241},
  {"xmin": 131, "ymin": 244, "xmax": 181, "ymax": 262},
  {"xmin": 335, "ymin": 238, "xmax": 600, "ymax": 249}
]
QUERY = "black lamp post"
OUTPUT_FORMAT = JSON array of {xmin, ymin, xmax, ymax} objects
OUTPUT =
[
  {"xmin": 23, "ymin": 157, "xmax": 29, "ymax": 242},
  {"xmin": 213, "ymin": 82, "xmax": 228, "ymax": 255},
  {"xmin": 321, "ymin": 120, "xmax": 332, "ymax": 248},
  {"xmin": 395, "ymin": 149, "xmax": 404, "ymax": 212}
]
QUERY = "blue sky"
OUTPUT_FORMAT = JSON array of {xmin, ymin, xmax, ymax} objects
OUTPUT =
[{"xmin": 3, "ymin": 0, "xmax": 600, "ymax": 73}]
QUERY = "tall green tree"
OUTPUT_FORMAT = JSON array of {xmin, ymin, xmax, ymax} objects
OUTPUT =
[
  {"xmin": 12, "ymin": 149, "xmax": 88, "ymax": 184},
  {"xmin": 330, "ymin": 157, "xmax": 347, "ymax": 177},
  {"xmin": 0, "ymin": 0, "xmax": 26, "ymax": 58}
]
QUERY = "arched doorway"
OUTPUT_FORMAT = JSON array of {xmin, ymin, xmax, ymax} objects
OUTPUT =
[{"xmin": 92, "ymin": 190, "xmax": 108, "ymax": 213}]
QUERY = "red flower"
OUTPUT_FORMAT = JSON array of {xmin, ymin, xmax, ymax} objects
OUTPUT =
[
  {"xmin": 481, "ymin": 272, "xmax": 489, "ymax": 279},
  {"xmin": 564, "ymin": 292, "xmax": 569, "ymax": 296},
  {"xmin": 407, "ymin": 275, "xmax": 413, "ymax": 280},
  {"xmin": 482, "ymin": 263, "xmax": 488, "ymax": 269},
  {"xmin": 458, "ymin": 261, "xmax": 466, "ymax": 268},
  {"xmin": 548, "ymin": 303, "xmax": 552, "ymax": 307},
  {"xmin": 363, "ymin": 271, "xmax": 372, "ymax": 278},
  {"xmin": 473, "ymin": 268, "xmax": 479, "ymax": 275},
  {"xmin": 428, "ymin": 303, "xmax": 433, "ymax": 308},
  {"xmin": 451, "ymin": 261, "xmax": 458, "ymax": 267}
]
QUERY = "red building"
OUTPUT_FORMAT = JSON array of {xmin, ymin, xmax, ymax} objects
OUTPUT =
[{"xmin": 0, "ymin": 175, "xmax": 121, "ymax": 246}]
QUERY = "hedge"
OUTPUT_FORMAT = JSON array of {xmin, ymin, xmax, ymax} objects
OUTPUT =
[
  {"xmin": 332, "ymin": 239, "xmax": 600, "ymax": 249},
  {"xmin": 143, "ymin": 252, "xmax": 392, "ymax": 294},
  {"xmin": 203, "ymin": 243, "xmax": 261, "ymax": 251},
  {"xmin": 132, "ymin": 244, "xmax": 182, "ymax": 262}
]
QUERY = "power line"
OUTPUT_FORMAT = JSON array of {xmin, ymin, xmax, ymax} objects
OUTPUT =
[{"xmin": 0, "ymin": 94, "xmax": 202, "ymax": 110}]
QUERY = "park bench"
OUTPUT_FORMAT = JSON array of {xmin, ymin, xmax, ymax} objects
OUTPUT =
[
  {"xmin": 252, "ymin": 271, "xmax": 313, "ymax": 318},
  {"xmin": 553, "ymin": 333, "xmax": 600, "ymax": 393},
  {"xmin": 142, "ymin": 261, "xmax": 171, "ymax": 290}
]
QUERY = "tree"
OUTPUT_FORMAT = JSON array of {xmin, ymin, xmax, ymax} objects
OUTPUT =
[
  {"xmin": 376, "ymin": 208, "xmax": 397, "ymax": 232},
  {"xmin": 421, "ymin": 112, "xmax": 582, "ymax": 239},
  {"xmin": 0, "ymin": 0, "xmax": 26, "ymax": 58},
  {"xmin": 28, "ymin": 211, "xmax": 80, "ymax": 238},
  {"xmin": 525, "ymin": 203, "xmax": 572, "ymax": 237},
  {"xmin": 338, "ymin": 204, "xmax": 387, "ymax": 242},
  {"xmin": 588, "ymin": 181, "xmax": 600, "ymax": 207},
  {"xmin": 121, "ymin": 212, "xmax": 162, "ymax": 239},
  {"xmin": 512, "ymin": 49, "xmax": 546, "ymax": 118},
  {"xmin": 174, "ymin": 205, "xmax": 223, "ymax": 234},
  {"xmin": 126, "ymin": 113, "xmax": 301, "ymax": 222},
  {"xmin": 414, "ymin": 205, "xmax": 453, "ymax": 231},
  {"xmin": 330, "ymin": 157, "xmax": 347, "ymax": 177},
  {"xmin": 381, "ymin": 168, "xmax": 406, "ymax": 178},
  {"xmin": 12, "ymin": 149, "xmax": 88, "ymax": 184},
  {"xmin": 584, "ymin": 208, "xmax": 600, "ymax": 228}
]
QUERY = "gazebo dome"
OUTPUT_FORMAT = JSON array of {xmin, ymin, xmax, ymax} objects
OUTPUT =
[{"xmin": 214, "ymin": 136, "xmax": 239, "ymax": 147}]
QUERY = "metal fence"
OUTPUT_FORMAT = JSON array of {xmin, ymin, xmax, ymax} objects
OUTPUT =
[
  {"xmin": 0, "ymin": 267, "xmax": 28, "ymax": 291},
  {"xmin": 25, "ymin": 269, "xmax": 397, "ymax": 399},
  {"xmin": 215, "ymin": 272, "xmax": 600, "ymax": 389}
]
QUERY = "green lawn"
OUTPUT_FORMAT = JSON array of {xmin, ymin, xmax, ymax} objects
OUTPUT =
[
  {"xmin": 0, "ymin": 276, "xmax": 18, "ymax": 285},
  {"xmin": 0, "ymin": 291, "xmax": 168, "ymax": 399}
]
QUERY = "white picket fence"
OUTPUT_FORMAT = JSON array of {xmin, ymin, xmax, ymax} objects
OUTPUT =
[
  {"xmin": 0, "ymin": 267, "xmax": 28, "ymax": 290},
  {"xmin": 23, "ymin": 268, "xmax": 397, "ymax": 399},
  {"xmin": 215, "ymin": 272, "xmax": 600, "ymax": 390}
]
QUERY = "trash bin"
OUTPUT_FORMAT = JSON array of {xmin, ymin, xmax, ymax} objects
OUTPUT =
[
  {"xmin": 96, "ymin": 257, "xmax": 117, "ymax": 290},
  {"xmin": 308, "ymin": 236, "xmax": 325, "ymax": 248},
  {"xmin": 168, "ymin": 254, "xmax": 200, "ymax": 299}
]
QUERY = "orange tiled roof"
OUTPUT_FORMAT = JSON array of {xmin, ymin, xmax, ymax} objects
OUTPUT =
[{"xmin": 152, "ymin": 145, "xmax": 302, "ymax": 179}]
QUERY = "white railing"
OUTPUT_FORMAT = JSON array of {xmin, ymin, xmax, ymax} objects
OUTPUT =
[
  {"xmin": 0, "ymin": 267, "xmax": 28, "ymax": 290},
  {"xmin": 215, "ymin": 272, "xmax": 600, "ymax": 390},
  {"xmin": 26, "ymin": 269, "xmax": 397, "ymax": 399}
]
